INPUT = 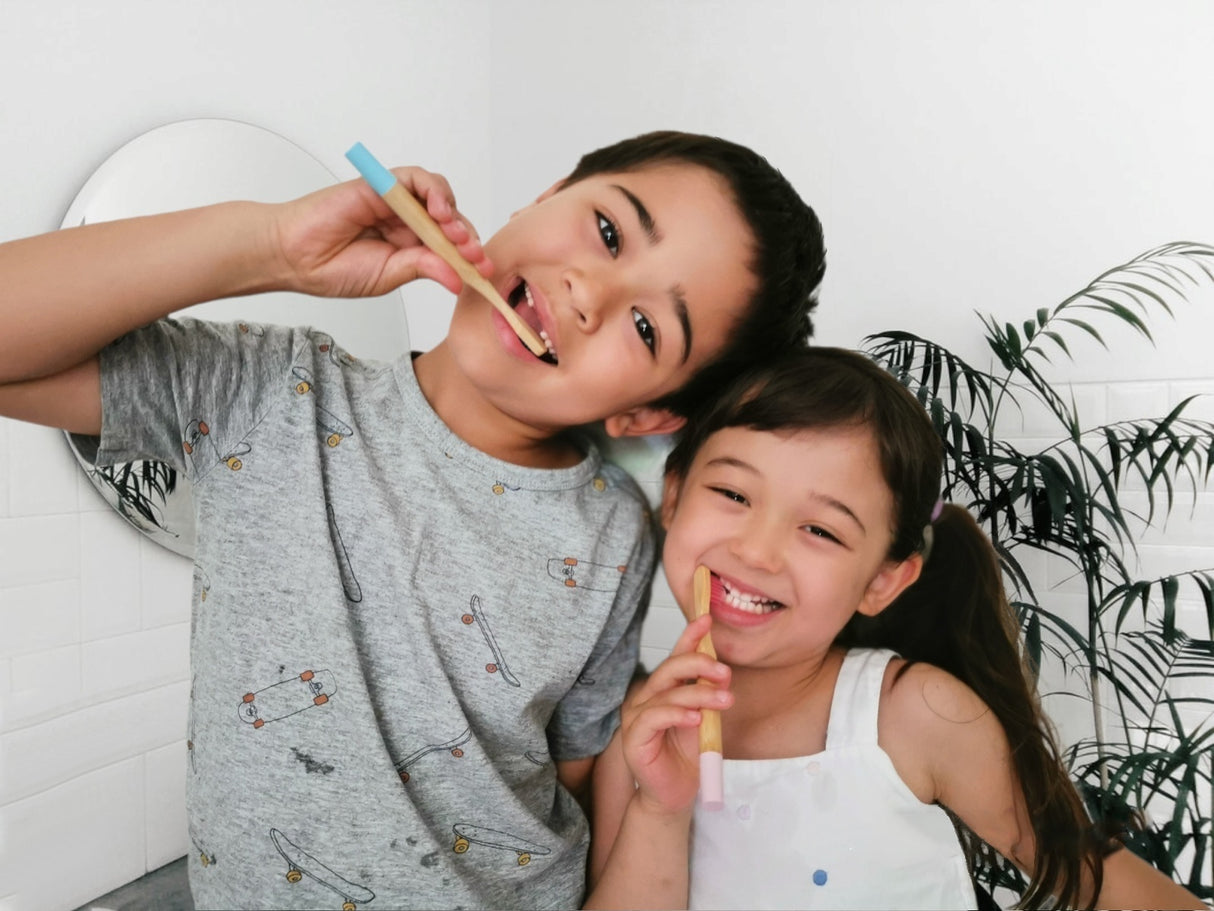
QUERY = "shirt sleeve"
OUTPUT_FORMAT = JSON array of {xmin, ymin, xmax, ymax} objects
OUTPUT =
[
  {"xmin": 545, "ymin": 494, "xmax": 657, "ymax": 761},
  {"xmin": 71, "ymin": 318, "xmax": 301, "ymax": 479}
]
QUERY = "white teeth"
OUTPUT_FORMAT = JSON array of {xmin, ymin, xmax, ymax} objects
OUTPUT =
[
  {"xmin": 722, "ymin": 581, "xmax": 780, "ymax": 615},
  {"xmin": 523, "ymin": 283, "xmax": 556, "ymax": 357}
]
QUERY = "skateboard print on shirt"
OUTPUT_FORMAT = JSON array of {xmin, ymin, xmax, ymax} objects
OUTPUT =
[
  {"xmin": 547, "ymin": 556, "xmax": 627, "ymax": 592},
  {"xmin": 451, "ymin": 822, "xmax": 552, "ymax": 868},
  {"xmin": 290, "ymin": 366, "xmax": 356, "ymax": 448},
  {"xmin": 325, "ymin": 503, "xmax": 362, "ymax": 603},
  {"xmin": 394, "ymin": 727, "xmax": 472, "ymax": 783},
  {"xmin": 239, "ymin": 669, "xmax": 336, "ymax": 729},
  {"xmin": 308, "ymin": 330, "xmax": 358, "ymax": 368},
  {"xmin": 269, "ymin": 828, "xmax": 374, "ymax": 910},
  {"xmin": 182, "ymin": 417, "xmax": 253, "ymax": 480},
  {"xmin": 460, "ymin": 595, "xmax": 520, "ymax": 687}
]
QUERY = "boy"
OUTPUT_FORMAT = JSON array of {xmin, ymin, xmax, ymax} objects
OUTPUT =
[{"xmin": 0, "ymin": 131, "xmax": 824, "ymax": 908}]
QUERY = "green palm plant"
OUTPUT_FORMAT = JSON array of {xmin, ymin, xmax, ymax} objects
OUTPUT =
[{"xmin": 864, "ymin": 241, "xmax": 1214, "ymax": 900}]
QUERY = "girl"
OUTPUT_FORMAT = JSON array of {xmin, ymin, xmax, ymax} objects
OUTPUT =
[{"xmin": 585, "ymin": 347, "xmax": 1205, "ymax": 910}]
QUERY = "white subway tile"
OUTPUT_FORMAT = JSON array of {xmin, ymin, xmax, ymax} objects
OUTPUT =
[
  {"xmin": 0, "ymin": 579, "xmax": 79, "ymax": 659},
  {"xmin": 641, "ymin": 603, "xmax": 689, "ymax": 654},
  {"xmin": 6, "ymin": 422, "xmax": 78, "ymax": 517},
  {"xmin": 145, "ymin": 741, "xmax": 189, "ymax": 870},
  {"xmin": 4, "ymin": 644, "xmax": 82, "ymax": 732},
  {"xmin": 1106, "ymin": 381, "xmax": 1172, "ymax": 424},
  {"xmin": 76, "ymin": 465, "xmax": 112, "ymax": 513},
  {"xmin": 80, "ymin": 510, "xmax": 142, "ymax": 641},
  {"xmin": 139, "ymin": 537, "xmax": 193, "ymax": 629},
  {"xmin": 0, "ymin": 418, "xmax": 11, "ymax": 519},
  {"xmin": 1168, "ymin": 381, "xmax": 1214, "ymax": 422},
  {"xmin": 0, "ymin": 514, "xmax": 80, "ymax": 589},
  {"xmin": 0, "ymin": 681, "xmax": 187, "ymax": 803},
  {"xmin": 80, "ymin": 625, "xmax": 190, "ymax": 702},
  {"xmin": 639, "ymin": 645, "xmax": 668, "ymax": 674},
  {"xmin": 0, "ymin": 757, "xmax": 145, "ymax": 911}
]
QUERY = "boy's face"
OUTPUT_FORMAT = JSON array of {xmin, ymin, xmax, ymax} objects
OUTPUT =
[{"xmin": 445, "ymin": 163, "xmax": 756, "ymax": 436}]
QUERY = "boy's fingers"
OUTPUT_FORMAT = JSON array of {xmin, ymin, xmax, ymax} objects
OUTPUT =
[{"xmin": 392, "ymin": 165, "xmax": 456, "ymax": 221}]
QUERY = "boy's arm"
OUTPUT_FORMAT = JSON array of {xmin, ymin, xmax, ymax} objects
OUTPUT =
[
  {"xmin": 556, "ymin": 755, "xmax": 596, "ymax": 815},
  {"xmin": 0, "ymin": 167, "xmax": 488, "ymax": 429}
]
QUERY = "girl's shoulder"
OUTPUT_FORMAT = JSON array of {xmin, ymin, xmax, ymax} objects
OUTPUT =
[
  {"xmin": 880, "ymin": 657, "xmax": 990, "ymax": 728},
  {"xmin": 875, "ymin": 656, "xmax": 1005, "ymax": 803}
]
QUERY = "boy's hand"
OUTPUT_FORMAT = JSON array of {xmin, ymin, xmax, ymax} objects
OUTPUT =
[
  {"xmin": 619, "ymin": 615, "xmax": 732, "ymax": 816},
  {"xmin": 271, "ymin": 165, "xmax": 493, "ymax": 300}
]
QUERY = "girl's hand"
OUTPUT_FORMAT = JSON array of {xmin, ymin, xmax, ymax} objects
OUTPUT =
[
  {"xmin": 270, "ymin": 165, "xmax": 492, "ymax": 299},
  {"xmin": 620, "ymin": 615, "xmax": 733, "ymax": 816}
]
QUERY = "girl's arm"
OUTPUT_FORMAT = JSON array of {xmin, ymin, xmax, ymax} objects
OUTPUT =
[
  {"xmin": 0, "ymin": 167, "xmax": 487, "ymax": 430},
  {"xmin": 881, "ymin": 661, "xmax": 1207, "ymax": 909},
  {"xmin": 585, "ymin": 616, "xmax": 732, "ymax": 910},
  {"xmin": 584, "ymin": 729, "xmax": 694, "ymax": 910}
]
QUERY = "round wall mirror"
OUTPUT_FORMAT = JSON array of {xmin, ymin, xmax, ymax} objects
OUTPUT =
[{"xmin": 61, "ymin": 118, "xmax": 411, "ymax": 556}]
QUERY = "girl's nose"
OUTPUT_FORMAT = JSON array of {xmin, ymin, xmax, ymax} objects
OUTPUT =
[{"xmin": 729, "ymin": 517, "xmax": 784, "ymax": 574}]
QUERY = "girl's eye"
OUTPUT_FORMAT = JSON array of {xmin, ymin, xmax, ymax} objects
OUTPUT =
[
  {"xmin": 596, "ymin": 212, "xmax": 620, "ymax": 258},
  {"xmin": 709, "ymin": 486, "xmax": 748, "ymax": 506},
  {"xmin": 804, "ymin": 525, "xmax": 841, "ymax": 545},
  {"xmin": 632, "ymin": 309, "xmax": 656, "ymax": 354}
]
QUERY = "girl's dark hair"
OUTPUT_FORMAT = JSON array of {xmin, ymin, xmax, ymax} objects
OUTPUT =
[
  {"xmin": 562, "ymin": 130, "xmax": 826, "ymax": 417},
  {"xmin": 665, "ymin": 346, "xmax": 1111, "ymax": 910}
]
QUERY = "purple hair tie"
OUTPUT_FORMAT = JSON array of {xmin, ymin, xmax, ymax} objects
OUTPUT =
[{"xmin": 930, "ymin": 499, "xmax": 944, "ymax": 522}]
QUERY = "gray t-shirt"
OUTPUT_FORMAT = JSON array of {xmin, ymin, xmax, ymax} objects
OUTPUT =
[{"xmin": 82, "ymin": 318, "xmax": 655, "ymax": 910}]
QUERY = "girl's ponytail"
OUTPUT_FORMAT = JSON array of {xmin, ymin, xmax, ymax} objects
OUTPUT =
[{"xmin": 840, "ymin": 504, "xmax": 1107, "ymax": 909}]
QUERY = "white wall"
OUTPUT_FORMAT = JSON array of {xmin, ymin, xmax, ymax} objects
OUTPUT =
[{"xmin": 2, "ymin": 2, "xmax": 1213, "ymax": 908}]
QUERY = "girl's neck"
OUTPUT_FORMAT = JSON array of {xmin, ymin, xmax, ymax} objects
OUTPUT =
[{"xmin": 721, "ymin": 647, "xmax": 846, "ymax": 760}]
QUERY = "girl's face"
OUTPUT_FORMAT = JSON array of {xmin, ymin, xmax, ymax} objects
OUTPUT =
[{"xmin": 660, "ymin": 424, "xmax": 922, "ymax": 669}]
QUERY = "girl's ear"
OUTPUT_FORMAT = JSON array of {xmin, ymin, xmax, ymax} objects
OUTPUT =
[
  {"xmin": 857, "ymin": 554, "xmax": 923, "ymax": 617},
  {"xmin": 659, "ymin": 470, "xmax": 683, "ymax": 531}
]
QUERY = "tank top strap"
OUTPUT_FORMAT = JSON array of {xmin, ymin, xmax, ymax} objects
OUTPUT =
[{"xmin": 823, "ymin": 647, "xmax": 897, "ymax": 747}]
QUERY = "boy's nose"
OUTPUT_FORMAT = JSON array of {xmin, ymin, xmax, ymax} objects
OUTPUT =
[{"xmin": 563, "ymin": 267, "xmax": 614, "ymax": 333}]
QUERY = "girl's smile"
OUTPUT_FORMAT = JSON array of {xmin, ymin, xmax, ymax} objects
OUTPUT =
[{"xmin": 661, "ymin": 424, "xmax": 910, "ymax": 667}]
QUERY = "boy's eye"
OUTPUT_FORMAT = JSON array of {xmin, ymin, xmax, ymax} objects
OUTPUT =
[
  {"xmin": 709, "ymin": 486, "xmax": 748, "ymax": 506},
  {"xmin": 596, "ymin": 212, "xmax": 620, "ymax": 258},
  {"xmin": 632, "ymin": 309, "xmax": 656, "ymax": 354}
]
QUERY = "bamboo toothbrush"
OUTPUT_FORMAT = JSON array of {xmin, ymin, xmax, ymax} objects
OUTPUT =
[
  {"xmin": 694, "ymin": 565, "xmax": 724, "ymax": 811},
  {"xmin": 344, "ymin": 142, "xmax": 550, "ymax": 359}
]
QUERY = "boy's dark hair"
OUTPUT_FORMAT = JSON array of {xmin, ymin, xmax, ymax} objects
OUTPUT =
[
  {"xmin": 562, "ymin": 130, "xmax": 825, "ymax": 417},
  {"xmin": 665, "ymin": 347, "xmax": 1114, "ymax": 911}
]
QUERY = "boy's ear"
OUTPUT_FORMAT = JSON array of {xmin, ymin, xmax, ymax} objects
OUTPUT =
[
  {"xmin": 602, "ymin": 405, "xmax": 685, "ymax": 439},
  {"xmin": 857, "ymin": 554, "xmax": 923, "ymax": 617},
  {"xmin": 510, "ymin": 179, "xmax": 567, "ymax": 218},
  {"xmin": 533, "ymin": 179, "xmax": 566, "ymax": 205}
]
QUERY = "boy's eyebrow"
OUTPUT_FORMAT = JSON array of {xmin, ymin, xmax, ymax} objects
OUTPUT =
[
  {"xmin": 673, "ymin": 289, "xmax": 692, "ymax": 364},
  {"xmin": 611, "ymin": 183, "xmax": 693, "ymax": 364},
  {"xmin": 612, "ymin": 185, "xmax": 660, "ymax": 243}
]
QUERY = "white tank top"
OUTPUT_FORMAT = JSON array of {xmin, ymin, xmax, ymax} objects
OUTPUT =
[{"xmin": 689, "ymin": 648, "xmax": 978, "ymax": 910}]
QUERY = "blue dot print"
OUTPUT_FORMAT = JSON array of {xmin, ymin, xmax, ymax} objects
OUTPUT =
[{"xmin": 812, "ymin": 869, "xmax": 828, "ymax": 887}]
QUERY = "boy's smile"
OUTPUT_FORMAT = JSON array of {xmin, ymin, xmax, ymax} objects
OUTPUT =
[{"xmin": 415, "ymin": 163, "xmax": 756, "ymax": 464}]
